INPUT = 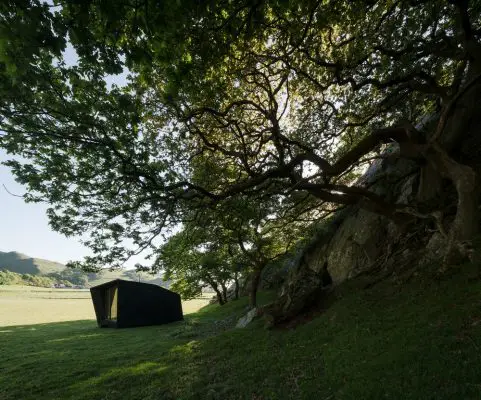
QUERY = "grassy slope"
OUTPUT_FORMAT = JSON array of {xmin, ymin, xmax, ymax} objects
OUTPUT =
[{"xmin": 2, "ymin": 268, "xmax": 481, "ymax": 399}]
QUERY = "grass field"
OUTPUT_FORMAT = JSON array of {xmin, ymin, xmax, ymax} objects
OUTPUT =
[
  {"xmin": 2, "ymin": 267, "xmax": 481, "ymax": 399},
  {"xmin": 0, "ymin": 285, "xmax": 210, "ymax": 326}
]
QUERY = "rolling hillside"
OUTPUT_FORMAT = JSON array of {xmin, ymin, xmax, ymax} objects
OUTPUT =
[
  {"xmin": 0, "ymin": 251, "xmax": 65, "ymax": 275},
  {"xmin": 0, "ymin": 251, "xmax": 166, "ymax": 287}
]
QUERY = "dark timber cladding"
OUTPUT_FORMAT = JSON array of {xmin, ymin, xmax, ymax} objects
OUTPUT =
[{"xmin": 90, "ymin": 279, "xmax": 183, "ymax": 328}]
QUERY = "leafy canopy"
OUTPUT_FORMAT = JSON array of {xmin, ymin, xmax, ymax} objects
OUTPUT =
[{"xmin": 1, "ymin": 0, "xmax": 480, "ymax": 269}]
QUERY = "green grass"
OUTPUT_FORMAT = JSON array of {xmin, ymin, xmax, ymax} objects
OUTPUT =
[{"xmin": 2, "ymin": 268, "xmax": 481, "ymax": 399}]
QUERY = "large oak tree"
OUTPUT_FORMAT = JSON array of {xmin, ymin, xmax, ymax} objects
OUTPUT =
[{"xmin": 1, "ymin": 0, "xmax": 481, "ymax": 270}]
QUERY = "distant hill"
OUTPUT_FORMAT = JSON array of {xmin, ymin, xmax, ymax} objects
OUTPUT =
[
  {"xmin": 0, "ymin": 251, "xmax": 166, "ymax": 287},
  {"xmin": 0, "ymin": 251, "xmax": 65, "ymax": 275}
]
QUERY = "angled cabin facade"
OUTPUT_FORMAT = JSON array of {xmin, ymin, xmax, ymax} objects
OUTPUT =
[{"xmin": 90, "ymin": 279, "xmax": 183, "ymax": 328}]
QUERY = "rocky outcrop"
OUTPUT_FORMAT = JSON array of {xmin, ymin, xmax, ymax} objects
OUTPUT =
[
  {"xmin": 306, "ymin": 155, "xmax": 420, "ymax": 284},
  {"xmin": 265, "ymin": 98, "xmax": 481, "ymax": 325},
  {"xmin": 421, "ymin": 232, "xmax": 446, "ymax": 265},
  {"xmin": 268, "ymin": 148, "xmax": 424, "ymax": 322},
  {"xmin": 326, "ymin": 209, "xmax": 388, "ymax": 283},
  {"xmin": 264, "ymin": 78, "xmax": 481, "ymax": 325}
]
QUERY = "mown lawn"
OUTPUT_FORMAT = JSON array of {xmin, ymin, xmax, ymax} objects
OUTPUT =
[{"xmin": 2, "ymin": 268, "xmax": 481, "ymax": 399}]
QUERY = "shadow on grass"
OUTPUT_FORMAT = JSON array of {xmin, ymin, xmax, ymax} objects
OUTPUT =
[
  {"xmin": 0, "ymin": 293, "xmax": 278, "ymax": 400},
  {"xmin": 0, "ymin": 318, "xmax": 196, "ymax": 399},
  {"xmin": 2, "ymin": 277, "xmax": 481, "ymax": 399}
]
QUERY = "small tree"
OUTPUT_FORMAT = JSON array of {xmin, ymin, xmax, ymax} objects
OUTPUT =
[
  {"xmin": 168, "ymin": 195, "xmax": 305, "ymax": 308},
  {"xmin": 233, "ymin": 213, "xmax": 298, "ymax": 309},
  {"xmin": 156, "ymin": 227, "xmax": 237, "ymax": 305}
]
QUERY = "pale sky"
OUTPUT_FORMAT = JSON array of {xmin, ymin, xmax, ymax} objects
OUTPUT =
[
  {"xmin": 0, "ymin": 150, "xmax": 150, "ymax": 268},
  {"xmin": 0, "ymin": 151, "xmax": 92, "ymax": 264},
  {"xmin": 0, "ymin": 38, "xmax": 139, "ymax": 267}
]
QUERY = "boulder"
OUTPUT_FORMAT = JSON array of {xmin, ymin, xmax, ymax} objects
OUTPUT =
[
  {"xmin": 420, "ymin": 232, "xmax": 447, "ymax": 265},
  {"xmin": 327, "ymin": 209, "xmax": 389, "ymax": 283},
  {"xmin": 235, "ymin": 308, "xmax": 257, "ymax": 328},
  {"xmin": 396, "ymin": 174, "xmax": 418, "ymax": 205}
]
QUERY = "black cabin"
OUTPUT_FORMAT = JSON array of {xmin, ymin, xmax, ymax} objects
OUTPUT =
[{"xmin": 90, "ymin": 279, "xmax": 183, "ymax": 328}]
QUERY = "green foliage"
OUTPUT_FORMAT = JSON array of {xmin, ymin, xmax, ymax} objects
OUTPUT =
[
  {"xmin": 22, "ymin": 273, "xmax": 62, "ymax": 287},
  {"xmin": 1, "ymin": 0, "xmax": 479, "ymax": 270},
  {"xmin": 47, "ymin": 269, "xmax": 89, "ymax": 287},
  {"xmin": 0, "ymin": 270, "xmax": 57, "ymax": 287},
  {"xmin": 0, "ymin": 270, "xmax": 22, "ymax": 285},
  {"xmin": 157, "ymin": 194, "xmax": 304, "ymax": 304},
  {"xmin": 158, "ymin": 227, "xmax": 232, "ymax": 301}
]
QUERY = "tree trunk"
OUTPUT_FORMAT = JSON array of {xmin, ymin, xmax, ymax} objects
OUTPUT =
[
  {"xmin": 216, "ymin": 289, "xmax": 225, "ymax": 305},
  {"xmin": 425, "ymin": 144, "xmax": 479, "ymax": 263},
  {"xmin": 221, "ymin": 282, "xmax": 228, "ymax": 304},
  {"xmin": 249, "ymin": 267, "xmax": 263, "ymax": 309},
  {"xmin": 417, "ymin": 164, "xmax": 442, "ymax": 203},
  {"xmin": 234, "ymin": 272, "xmax": 240, "ymax": 300},
  {"xmin": 210, "ymin": 284, "xmax": 225, "ymax": 305}
]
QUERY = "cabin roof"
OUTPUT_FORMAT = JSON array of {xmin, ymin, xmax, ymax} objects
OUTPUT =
[{"xmin": 90, "ymin": 278, "xmax": 170, "ymax": 292}]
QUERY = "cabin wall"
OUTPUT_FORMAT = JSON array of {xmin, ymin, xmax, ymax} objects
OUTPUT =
[
  {"xmin": 90, "ymin": 288, "xmax": 104, "ymax": 325},
  {"xmin": 116, "ymin": 281, "xmax": 183, "ymax": 328}
]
